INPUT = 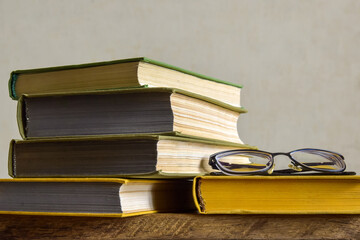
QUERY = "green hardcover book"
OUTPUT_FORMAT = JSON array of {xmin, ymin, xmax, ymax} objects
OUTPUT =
[
  {"xmin": 9, "ymin": 57, "xmax": 242, "ymax": 107},
  {"xmin": 17, "ymin": 88, "xmax": 245, "ymax": 143},
  {"xmin": 9, "ymin": 134, "xmax": 254, "ymax": 178}
]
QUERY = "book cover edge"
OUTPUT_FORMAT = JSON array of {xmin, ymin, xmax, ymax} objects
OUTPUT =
[
  {"xmin": 0, "ymin": 210, "xmax": 159, "ymax": 217},
  {"xmin": 12, "ymin": 132, "xmax": 255, "ymax": 149},
  {"xmin": 19, "ymin": 87, "xmax": 247, "ymax": 113},
  {"xmin": 192, "ymin": 177, "xmax": 205, "ymax": 214},
  {"xmin": 8, "ymin": 140, "xmax": 15, "ymax": 178},
  {"xmin": 195, "ymin": 175, "xmax": 360, "ymax": 180},
  {"xmin": 17, "ymin": 96, "xmax": 26, "ymax": 139}
]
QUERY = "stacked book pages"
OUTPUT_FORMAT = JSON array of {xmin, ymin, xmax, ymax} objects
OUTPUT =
[{"xmin": 2, "ymin": 57, "xmax": 359, "ymax": 216}]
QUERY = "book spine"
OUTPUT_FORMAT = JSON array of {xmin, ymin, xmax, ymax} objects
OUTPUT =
[
  {"xmin": 9, "ymin": 72, "xmax": 18, "ymax": 100},
  {"xmin": 192, "ymin": 177, "xmax": 205, "ymax": 213},
  {"xmin": 8, "ymin": 140, "xmax": 15, "ymax": 178},
  {"xmin": 17, "ymin": 96, "xmax": 26, "ymax": 139}
]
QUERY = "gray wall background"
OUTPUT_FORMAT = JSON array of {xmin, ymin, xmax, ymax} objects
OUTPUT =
[{"xmin": 0, "ymin": 0, "xmax": 359, "ymax": 177}]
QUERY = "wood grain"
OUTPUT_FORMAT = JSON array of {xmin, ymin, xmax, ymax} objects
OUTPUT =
[{"xmin": 0, "ymin": 214, "xmax": 359, "ymax": 239}]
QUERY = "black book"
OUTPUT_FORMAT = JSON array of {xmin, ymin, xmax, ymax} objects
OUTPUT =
[{"xmin": 17, "ymin": 88, "xmax": 245, "ymax": 143}]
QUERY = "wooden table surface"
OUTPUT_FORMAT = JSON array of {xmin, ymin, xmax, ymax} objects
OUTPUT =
[{"xmin": 0, "ymin": 213, "xmax": 359, "ymax": 239}]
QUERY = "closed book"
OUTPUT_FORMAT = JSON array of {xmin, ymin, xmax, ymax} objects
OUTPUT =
[
  {"xmin": 17, "ymin": 88, "xmax": 245, "ymax": 143},
  {"xmin": 193, "ymin": 176, "xmax": 360, "ymax": 214},
  {"xmin": 9, "ymin": 134, "xmax": 253, "ymax": 178},
  {"xmin": 0, "ymin": 178, "xmax": 194, "ymax": 217},
  {"xmin": 9, "ymin": 57, "xmax": 242, "ymax": 107}
]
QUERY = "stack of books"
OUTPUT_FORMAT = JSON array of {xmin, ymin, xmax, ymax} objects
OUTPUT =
[
  {"xmin": 2, "ymin": 57, "xmax": 359, "ymax": 216},
  {"xmin": 2, "ymin": 57, "xmax": 250, "ymax": 217}
]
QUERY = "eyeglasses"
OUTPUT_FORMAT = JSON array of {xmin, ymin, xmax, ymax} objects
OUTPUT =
[{"xmin": 209, "ymin": 148, "xmax": 348, "ymax": 176}]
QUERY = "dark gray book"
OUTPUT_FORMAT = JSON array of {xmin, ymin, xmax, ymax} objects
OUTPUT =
[
  {"xmin": 9, "ymin": 135, "xmax": 252, "ymax": 178},
  {"xmin": 17, "ymin": 88, "xmax": 245, "ymax": 143},
  {"xmin": 0, "ymin": 178, "xmax": 194, "ymax": 217}
]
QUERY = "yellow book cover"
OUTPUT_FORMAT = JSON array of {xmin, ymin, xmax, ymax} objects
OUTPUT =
[
  {"xmin": 193, "ymin": 175, "xmax": 360, "ymax": 214},
  {"xmin": 0, "ymin": 178, "xmax": 194, "ymax": 217}
]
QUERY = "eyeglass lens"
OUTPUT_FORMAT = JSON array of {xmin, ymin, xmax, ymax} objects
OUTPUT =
[
  {"xmin": 290, "ymin": 149, "xmax": 344, "ymax": 171},
  {"xmin": 217, "ymin": 152, "xmax": 271, "ymax": 173}
]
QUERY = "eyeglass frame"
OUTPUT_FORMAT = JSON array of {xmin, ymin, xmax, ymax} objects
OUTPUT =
[{"xmin": 209, "ymin": 148, "xmax": 346, "ymax": 176}]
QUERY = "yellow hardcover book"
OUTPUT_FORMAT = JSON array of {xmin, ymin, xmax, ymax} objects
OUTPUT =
[
  {"xmin": 193, "ymin": 175, "xmax": 360, "ymax": 214},
  {"xmin": 0, "ymin": 178, "xmax": 194, "ymax": 217}
]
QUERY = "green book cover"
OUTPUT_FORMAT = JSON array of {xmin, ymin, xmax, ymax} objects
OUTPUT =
[{"xmin": 9, "ymin": 57, "xmax": 243, "ymax": 100}]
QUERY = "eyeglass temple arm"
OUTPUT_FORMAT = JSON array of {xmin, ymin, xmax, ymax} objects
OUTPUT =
[
  {"xmin": 272, "ymin": 168, "xmax": 313, "ymax": 174},
  {"xmin": 301, "ymin": 162, "xmax": 336, "ymax": 166},
  {"xmin": 219, "ymin": 162, "xmax": 267, "ymax": 170},
  {"xmin": 269, "ymin": 169, "xmax": 354, "ymax": 176},
  {"xmin": 219, "ymin": 161, "xmax": 336, "ymax": 169},
  {"xmin": 276, "ymin": 161, "xmax": 338, "ymax": 173},
  {"xmin": 274, "ymin": 162, "xmax": 337, "ymax": 173}
]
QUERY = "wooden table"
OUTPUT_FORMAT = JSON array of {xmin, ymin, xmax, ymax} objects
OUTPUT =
[{"xmin": 0, "ymin": 213, "xmax": 359, "ymax": 239}]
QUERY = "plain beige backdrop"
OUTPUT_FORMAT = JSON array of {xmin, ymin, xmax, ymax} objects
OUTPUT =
[{"xmin": 0, "ymin": 0, "xmax": 359, "ymax": 177}]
